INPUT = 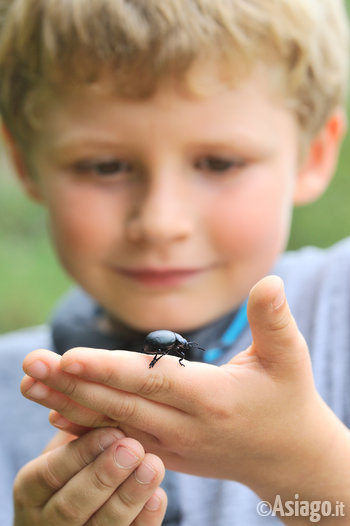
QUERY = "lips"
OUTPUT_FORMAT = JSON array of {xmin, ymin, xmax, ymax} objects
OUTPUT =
[{"xmin": 114, "ymin": 266, "xmax": 208, "ymax": 286}]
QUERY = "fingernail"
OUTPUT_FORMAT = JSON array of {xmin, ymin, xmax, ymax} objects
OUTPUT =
[
  {"xmin": 145, "ymin": 493, "xmax": 161, "ymax": 511},
  {"xmin": 115, "ymin": 446, "xmax": 139, "ymax": 468},
  {"xmin": 135, "ymin": 462, "xmax": 156, "ymax": 484},
  {"xmin": 51, "ymin": 414, "xmax": 70, "ymax": 429},
  {"xmin": 272, "ymin": 278, "xmax": 285, "ymax": 310},
  {"xmin": 99, "ymin": 429, "xmax": 124, "ymax": 450},
  {"xmin": 61, "ymin": 362, "xmax": 83, "ymax": 375},
  {"xmin": 25, "ymin": 381, "xmax": 50, "ymax": 399},
  {"xmin": 26, "ymin": 360, "xmax": 49, "ymax": 379}
]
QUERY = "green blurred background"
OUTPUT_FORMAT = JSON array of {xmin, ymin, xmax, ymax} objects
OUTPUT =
[
  {"xmin": 1, "ymin": 5, "xmax": 350, "ymax": 334},
  {"xmin": 0, "ymin": 151, "xmax": 72, "ymax": 333}
]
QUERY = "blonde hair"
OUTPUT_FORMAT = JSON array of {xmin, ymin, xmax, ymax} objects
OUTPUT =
[{"xmin": 0, "ymin": 0, "xmax": 348, "ymax": 149}]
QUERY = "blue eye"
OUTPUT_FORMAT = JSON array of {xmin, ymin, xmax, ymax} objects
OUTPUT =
[{"xmin": 195, "ymin": 156, "xmax": 244, "ymax": 173}]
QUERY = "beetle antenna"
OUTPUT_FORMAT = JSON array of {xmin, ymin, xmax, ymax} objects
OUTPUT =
[{"xmin": 188, "ymin": 341, "xmax": 205, "ymax": 352}]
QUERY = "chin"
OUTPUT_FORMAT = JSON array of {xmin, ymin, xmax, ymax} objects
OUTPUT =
[
  {"xmin": 128, "ymin": 316, "xmax": 199, "ymax": 333},
  {"xmin": 111, "ymin": 306, "xmax": 200, "ymax": 333},
  {"xmin": 104, "ymin": 290, "xmax": 236, "ymax": 333},
  {"xmin": 117, "ymin": 305, "xmax": 227, "ymax": 334}
]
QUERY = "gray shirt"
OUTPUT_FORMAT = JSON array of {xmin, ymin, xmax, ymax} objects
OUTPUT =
[{"xmin": 1, "ymin": 238, "xmax": 350, "ymax": 525}]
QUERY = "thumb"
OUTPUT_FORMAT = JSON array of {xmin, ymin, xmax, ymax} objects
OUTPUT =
[{"xmin": 247, "ymin": 275, "xmax": 310, "ymax": 378}]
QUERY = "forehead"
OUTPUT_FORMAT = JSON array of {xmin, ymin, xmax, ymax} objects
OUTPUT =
[{"xmin": 38, "ymin": 65, "xmax": 295, "ymax": 153}]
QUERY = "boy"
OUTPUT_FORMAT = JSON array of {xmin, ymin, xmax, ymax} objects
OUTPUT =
[{"xmin": 1, "ymin": 0, "xmax": 350, "ymax": 524}]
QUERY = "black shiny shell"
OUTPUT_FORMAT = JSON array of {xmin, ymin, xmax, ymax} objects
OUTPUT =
[
  {"xmin": 144, "ymin": 330, "xmax": 176, "ymax": 349},
  {"xmin": 144, "ymin": 330, "xmax": 187, "ymax": 350}
]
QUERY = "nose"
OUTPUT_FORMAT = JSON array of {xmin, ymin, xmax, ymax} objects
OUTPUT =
[{"xmin": 126, "ymin": 172, "xmax": 195, "ymax": 245}]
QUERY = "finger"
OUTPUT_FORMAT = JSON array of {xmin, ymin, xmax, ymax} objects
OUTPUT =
[
  {"xmin": 85, "ymin": 453, "xmax": 166, "ymax": 526},
  {"xmin": 134, "ymin": 487, "xmax": 168, "ymax": 526},
  {"xmin": 13, "ymin": 427, "xmax": 124, "ymax": 506},
  {"xmin": 49, "ymin": 412, "xmax": 95, "ymax": 437},
  {"xmin": 22, "ymin": 348, "xmax": 61, "ymax": 375},
  {"xmin": 21, "ymin": 369, "xmax": 185, "ymax": 439},
  {"xmin": 24, "ymin": 347, "xmax": 200, "ymax": 412},
  {"xmin": 43, "ymin": 437, "xmax": 149, "ymax": 525},
  {"xmin": 246, "ymin": 275, "xmax": 311, "ymax": 378},
  {"xmin": 60, "ymin": 347, "xmax": 216, "ymax": 410},
  {"xmin": 21, "ymin": 374, "xmax": 115, "ymax": 428}
]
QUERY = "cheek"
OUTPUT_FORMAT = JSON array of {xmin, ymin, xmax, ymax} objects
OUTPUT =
[
  {"xmin": 43, "ymin": 183, "xmax": 124, "ymax": 264},
  {"xmin": 207, "ymin": 172, "xmax": 294, "ymax": 260},
  {"xmin": 49, "ymin": 208, "xmax": 99, "ymax": 260}
]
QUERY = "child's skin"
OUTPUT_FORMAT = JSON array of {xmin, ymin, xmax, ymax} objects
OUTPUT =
[
  {"xmin": 13, "ymin": 426, "xmax": 167, "ymax": 525},
  {"xmin": 21, "ymin": 277, "xmax": 350, "ymax": 525},
  {"xmin": 7, "ymin": 64, "xmax": 349, "ymax": 524}
]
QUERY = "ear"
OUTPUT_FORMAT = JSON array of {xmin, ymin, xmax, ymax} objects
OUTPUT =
[
  {"xmin": 1, "ymin": 123, "xmax": 44, "ymax": 203},
  {"xmin": 293, "ymin": 109, "xmax": 347, "ymax": 205}
]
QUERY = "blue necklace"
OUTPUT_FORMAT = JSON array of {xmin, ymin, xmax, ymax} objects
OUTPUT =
[{"xmin": 203, "ymin": 300, "xmax": 249, "ymax": 363}]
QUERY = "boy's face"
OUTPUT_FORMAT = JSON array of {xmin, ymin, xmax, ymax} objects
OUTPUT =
[{"xmin": 23, "ymin": 70, "xmax": 303, "ymax": 331}]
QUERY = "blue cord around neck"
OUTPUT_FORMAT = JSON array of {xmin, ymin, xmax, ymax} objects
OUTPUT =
[{"xmin": 203, "ymin": 300, "xmax": 248, "ymax": 363}]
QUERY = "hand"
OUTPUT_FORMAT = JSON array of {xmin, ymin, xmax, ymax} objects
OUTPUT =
[
  {"xmin": 21, "ymin": 276, "xmax": 349, "ymax": 495},
  {"xmin": 14, "ymin": 427, "xmax": 167, "ymax": 526}
]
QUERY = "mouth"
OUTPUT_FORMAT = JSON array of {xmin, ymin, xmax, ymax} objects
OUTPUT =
[{"xmin": 113, "ymin": 266, "xmax": 210, "ymax": 287}]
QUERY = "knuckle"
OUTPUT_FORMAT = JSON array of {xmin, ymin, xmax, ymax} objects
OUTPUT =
[
  {"xmin": 90, "ymin": 412, "xmax": 115, "ymax": 427},
  {"xmin": 62, "ymin": 377, "xmax": 79, "ymax": 397},
  {"xmin": 99, "ymin": 366, "xmax": 116, "ymax": 386},
  {"xmin": 269, "ymin": 307, "xmax": 291, "ymax": 332},
  {"xmin": 39, "ymin": 454, "xmax": 62, "ymax": 491},
  {"xmin": 117, "ymin": 485, "xmax": 138, "ymax": 509},
  {"xmin": 90, "ymin": 465, "xmax": 116, "ymax": 491},
  {"xmin": 87, "ymin": 489, "xmax": 138, "ymax": 526},
  {"xmin": 267, "ymin": 306, "xmax": 298, "ymax": 338},
  {"xmin": 138, "ymin": 371, "xmax": 171, "ymax": 396},
  {"xmin": 51, "ymin": 493, "xmax": 81, "ymax": 523},
  {"xmin": 89, "ymin": 515, "xmax": 109, "ymax": 526},
  {"xmin": 70, "ymin": 435, "xmax": 96, "ymax": 467},
  {"xmin": 56, "ymin": 394, "xmax": 75, "ymax": 416},
  {"xmin": 107, "ymin": 395, "xmax": 136, "ymax": 422}
]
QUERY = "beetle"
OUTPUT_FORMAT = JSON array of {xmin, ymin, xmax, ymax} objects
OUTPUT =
[{"xmin": 143, "ymin": 330, "xmax": 204, "ymax": 368}]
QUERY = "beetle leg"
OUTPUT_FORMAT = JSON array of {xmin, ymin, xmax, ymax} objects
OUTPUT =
[
  {"xmin": 148, "ymin": 348, "xmax": 187, "ymax": 368},
  {"xmin": 149, "ymin": 353, "xmax": 160, "ymax": 368},
  {"xmin": 148, "ymin": 348, "xmax": 167, "ymax": 368},
  {"xmin": 174, "ymin": 349, "xmax": 186, "ymax": 367}
]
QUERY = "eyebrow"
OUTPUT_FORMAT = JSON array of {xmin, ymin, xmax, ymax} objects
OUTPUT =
[
  {"xmin": 45, "ymin": 126, "xmax": 277, "ymax": 161},
  {"xmin": 45, "ymin": 137, "xmax": 130, "ymax": 159}
]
